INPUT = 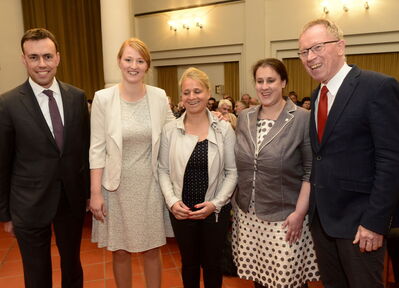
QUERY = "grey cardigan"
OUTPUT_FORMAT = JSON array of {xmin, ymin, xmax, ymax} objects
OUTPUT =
[{"xmin": 234, "ymin": 99, "xmax": 312, "ymax": 221}]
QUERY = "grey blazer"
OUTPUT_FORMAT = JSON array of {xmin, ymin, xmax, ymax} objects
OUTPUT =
[{"xmin": 234, "ymin": 99, "xmax": 312, "ymax": 221}]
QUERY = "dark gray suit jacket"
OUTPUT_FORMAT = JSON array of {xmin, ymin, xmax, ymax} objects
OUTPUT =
[
  {"xmin": 309, "ymin": 65, "xmax": 399, "ymax": 238},
  {"xmin": 0, "ymin": 80, "xmax": 90, "ymax": 227}
]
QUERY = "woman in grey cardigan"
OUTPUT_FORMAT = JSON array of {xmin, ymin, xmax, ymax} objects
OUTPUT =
[{"xmin": 232, "ymin": 58, "xmax": 319, "ymax": 288}]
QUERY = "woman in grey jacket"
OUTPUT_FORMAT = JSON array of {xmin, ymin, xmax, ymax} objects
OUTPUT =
[
  {"xmin": 232, "ymin": 59, "xmax": 319, "ymax": 287},
  {"xmin": 158, "ymin": 67, "xmax": 237, "ymax": 287}
]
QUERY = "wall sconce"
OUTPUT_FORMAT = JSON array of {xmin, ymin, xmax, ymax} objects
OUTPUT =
[
  {"xmin": 195, "ymin": 18, "xmax": 203, "ymax": 29},
  {"xmin": 168, "ymin": 17, "xmax": 204, "ymax": 32},
  {"xmin": 321, "ymin": 1, "xmax": 329, "ymax": 14},
  {"xmin": 341, "ymin": 0, "xmax": 349, "ymax": 12},
  {"xmin": 168, "ymin": 21, "xmax": 177, "ymax": 31},
  {"xmin": 182, "ymin": 19, "xmax": 190, "ymax": 30},
  {"xmin": 364, "ymin": 1, "xmax": 370, "ymax": 10}
]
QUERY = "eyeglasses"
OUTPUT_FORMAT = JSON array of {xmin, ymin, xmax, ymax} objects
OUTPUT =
[{"xmin": 298, "ymin": 40, "xmax": 340, "ymax": 58}]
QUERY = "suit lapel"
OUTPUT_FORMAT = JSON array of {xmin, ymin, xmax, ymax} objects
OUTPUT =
[
  {"xmin": 59, "ymin": 81, "xmax": 73, "ymax": 153},
  {"xmin": 258, "ymin": 101, "xmax": 295, "ymax": 152},
  {"xmin": 108, "ymin": 86, "xmax": 123, "ymax": 153},
  {"xmin": 321, "ymin": 66, "xmax": 360, "ymax": 146},
  {"xmin": 310, "ymin": 87, "xmax": 320, "ymax": 151},
  {"xmin": 246, "ymin": 106, "xmax": 259, "ymax": 150},
  {"xmin": 147, "ymin": 86, "xmax": 161, "ymax": 150},
  {"xmin": 147, "ymin": 86, "xmax": 163, "ymax": 173},
  {"xmin": 19, "ymin": 81, "xmax": 59, "ymax": 150}
]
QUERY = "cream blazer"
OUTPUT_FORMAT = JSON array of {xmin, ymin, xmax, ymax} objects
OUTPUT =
[
  {"xmin": 158, "ymin": 110, "xmax": 238, "ymax": 213},
  {"xmin": 89, "ymin": 84, "xmax": 175, "ymax": 191}
]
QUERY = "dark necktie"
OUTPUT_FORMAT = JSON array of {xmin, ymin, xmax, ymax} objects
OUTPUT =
[
  {"xmin": 317, "ymin": 85, "xmax": 328, "ymax": 143},
  {"xmin": 43, "ymin": 89, "xmax": 64, "ymax": 150}
]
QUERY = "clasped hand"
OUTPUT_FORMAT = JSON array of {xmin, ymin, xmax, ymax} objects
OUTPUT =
[{"xmin": 171, "ymin": 201, "xmax": 216, "ymax": 220}]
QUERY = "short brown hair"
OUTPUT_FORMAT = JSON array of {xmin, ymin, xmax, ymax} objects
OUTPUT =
[
  {"xmin": 117, "ymin": 38, "xmax": 151, "ymax": 70},
  {"xmin": 252, "ymin": 58, "xmax": 288, "ymax": 84},
  {"xmin": 301, "ymin": 18, "xmax": 343, "ymax": 40},
  {"xmin": 21, "ymin": 28, "xmax": 59, "ymax": 53}
]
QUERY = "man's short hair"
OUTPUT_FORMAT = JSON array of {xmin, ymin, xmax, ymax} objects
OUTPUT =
[{"xmin": 21, "ymin": 28, "xmax": 59, "ymax": 53}]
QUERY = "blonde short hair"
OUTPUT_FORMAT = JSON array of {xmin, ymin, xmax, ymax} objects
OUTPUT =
[
  {"xmin": 179, "ymin": 67, "xmax": 210, "ymax": 91},
  {"xmin": 218, "ymin": 99, "xmax": 233, "ymax": 109},
  {"xmin": 301, "ymin": 18, "xmax": 344, "ymax": 40}
]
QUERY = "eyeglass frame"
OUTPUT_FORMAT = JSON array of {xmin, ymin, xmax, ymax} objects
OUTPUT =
[{"xmin": 298, "ymin": 40, "xmax": 340, "ymax": 58}]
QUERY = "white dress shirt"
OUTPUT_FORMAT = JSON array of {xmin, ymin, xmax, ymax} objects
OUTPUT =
[
  {"xmin": 314, "ymin": 63, "xmax": 352, "ymax": 128},
  {"xmin": 29, "ymin": 77, "xmax": 64, "ymax": 137}
]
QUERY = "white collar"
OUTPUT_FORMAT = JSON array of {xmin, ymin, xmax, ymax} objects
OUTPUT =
[{"xmin": 29, "ymin": 77, "xmax": 61, "ymax": 97}]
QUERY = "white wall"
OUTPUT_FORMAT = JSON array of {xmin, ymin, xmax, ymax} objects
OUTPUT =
[{"xmin": 0, "ymin": 0, "xmax": 26, "ymax": 94}]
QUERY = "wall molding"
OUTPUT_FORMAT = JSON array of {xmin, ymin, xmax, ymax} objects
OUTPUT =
[{"xmin": 271, "ymin": 30, "xmax": 399, "ymax": 59}]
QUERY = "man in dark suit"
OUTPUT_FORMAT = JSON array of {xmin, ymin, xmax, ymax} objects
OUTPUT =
[
  {"xmin": 298, "ymin": 19, "xmax": 399, "ymax": 288},
  {"xmin": 0, "ymin": 28, "xmax": 89, "ymax": 288}
]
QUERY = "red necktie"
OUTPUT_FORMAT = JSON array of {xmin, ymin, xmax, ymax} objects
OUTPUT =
[
  {"xmin": 317, "ymin": 85, "xmax": 328, "ymax": 143},
  {"xmin": 43, "ymin": 89, "xmax": 64, "ymax": 150}
]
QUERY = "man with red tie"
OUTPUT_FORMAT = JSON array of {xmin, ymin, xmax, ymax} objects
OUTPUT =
[
  {"xmin": 0, "ymin": 28, "xmax": 89, "ymax": 288},
  {"xmin": 298, "ymin": 19, "xmax": 399, "ymax": 288}
]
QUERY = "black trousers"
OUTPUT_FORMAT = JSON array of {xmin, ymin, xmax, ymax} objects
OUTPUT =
[
  {"xmin": 170, "ymin": 204, "xmax": 231, "ymax": 288},
  {"xmin": 311, "ymin": 212, "xmax": 385, "ymax": 288},
  {"xmin": 13, "ymin": 188, "xmax": 85, "ymax": 288}
]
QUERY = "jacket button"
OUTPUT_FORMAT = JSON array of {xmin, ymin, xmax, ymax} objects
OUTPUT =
[{"xmin": 316, "ymin": 156, "xmax": 322, "ymax": 160}]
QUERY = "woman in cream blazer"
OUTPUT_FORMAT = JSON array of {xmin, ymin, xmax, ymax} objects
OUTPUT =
[
  {"xmin": 158, "ymin": 67, "xmax": 237, "ymax": 287},
  {"xmin": 89, "ymin": 38, "xmax": 174, "ymax": 288}
]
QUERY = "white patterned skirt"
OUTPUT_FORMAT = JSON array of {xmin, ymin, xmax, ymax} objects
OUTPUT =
[{"xmin": 232, "ymin": 200, "xmax": 319, "ymax": 287}]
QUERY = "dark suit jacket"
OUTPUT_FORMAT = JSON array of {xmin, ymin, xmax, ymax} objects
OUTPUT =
[
  {"xmin": 0, "ymin": 80, "xmax": 90, "ymax": 227},
  {"xmin": 309, "ymin": 65, "xmax": 399, "ymax": 238}
]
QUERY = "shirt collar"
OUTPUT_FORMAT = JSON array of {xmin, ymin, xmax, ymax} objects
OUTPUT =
[
  {"xmin": 29, "ymin": 77, "xmax": 61, "ymax": 97},
  {"xmin": 324, "ymin": 63, "xmax": 352, "ymax": 96},
  {"xmin": 176, "ymin": 109, "xmax": 218, "ymax": 132}
]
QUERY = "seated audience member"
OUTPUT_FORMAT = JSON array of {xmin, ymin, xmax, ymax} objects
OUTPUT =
[
  {"xmin": 249, "ymin": 97, "xmax": 259, "ymax": 107},
  {"xmin": 301, "ymin": 97, "xmax": 311, "ymax": 110},
  {"xmin": 218, "ymin": 99, "xmax": 237, "ymax": 129},
  {"xmin": 240, "ymin": 93, "xmax": 251, "ymax": 106},
  {"xmin": 207, "ymin": 97, "xmax": 217, "ymax": 111},
  {"xmin": 234, "ymin": 100, "xmax": 249, "ymax": 116},
  {"xmin": 175, "ymin": 101, "xmax": 186, "ymax": 118},
  {"xmin": 222, "ymin": 94, "xmax": 235, "ymax": 108},
  {"xmin": 288, "ymin": 90, "xmax": 300, "ymax": 105},
  {"xmin": 158, "ymin": 67, "xmax": 237, "ymax": 288}
]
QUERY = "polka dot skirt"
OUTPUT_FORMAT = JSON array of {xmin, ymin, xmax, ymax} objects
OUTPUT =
[{"xmin": 232, "ymin": 200, "xmax": 320, "ymax": 287}]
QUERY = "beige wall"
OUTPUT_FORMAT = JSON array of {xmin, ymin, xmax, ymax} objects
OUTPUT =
[
  {"xmin": 134, "ymin": 0, "xmax": 225, "ymax": 15},
  {"xmin": 0, "ymin": 0, "xmax": 26, "ymax": 94},
  {"xmin": 177, "ymin": 63, "xmax": 224, "ymax": 100},
  {"xmin": 1, "ymin": 0, "xmax": 398, "ymax": 96},
  {"xmin": 135, "ymin": 0, "xmax": 399, "ymax": 98}
]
